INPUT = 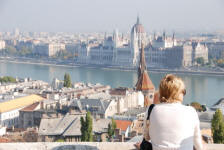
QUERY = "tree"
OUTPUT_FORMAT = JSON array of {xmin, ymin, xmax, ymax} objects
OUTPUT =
[
  {"xmin": 80, "ymin": 117, "xmax": 87, "ymax": 141},
  {"xmin": 195, "ymin": 57, "xmax": 205, "ymax": 65},
  {"xmin": 0, "ymin": 76, "xmax": 16, "ymax": 83},
  {"xmin": 107, "ymin": 118, "xmax": 117, "ymax": 141},
  {"xmin": 216, "ymin": 59, "xmax": 224, "ymax": 68},
  {"xmin": 80, "ymin": 112, "xmax": 93, "ymax": 142},
  {"xmin": 19, "ymin": 46, "xmax": 32, "ymax": 56},
  {"xmin": 5, "ymin": 46, "xmax": 17, "ymax": 55},
  {"xmin": 212, "ymin": 109, "xmax": 224, "ymax": 143},
  {"xmin": 86, "ymin": 111, "xmax": 93, "ymax": 141},
  {"xmin": 63, "ymin": 73, "xmax": 72, "ymax": 88},
  {"xmin": 55, "ymin": 139, "xmax": 65, "ymax": 142},
  {"xmin": 190, "ymin": 102, "xmax": 203, "ymax": 112}
]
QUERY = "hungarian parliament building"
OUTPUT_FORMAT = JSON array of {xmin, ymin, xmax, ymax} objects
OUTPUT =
[{"xmin": 76, "ymin": 17, "xmax": 208, "ymax": 68}]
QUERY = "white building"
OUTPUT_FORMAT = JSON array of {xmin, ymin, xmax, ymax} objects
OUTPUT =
[
  {"xmin": 0, "ymin": 126, "xmax": 6, "ymax": 136},
  {"xmin": 0, "ymin": 40, "xmax": 6, "ymax": 50},
  {"xmin": 76, "ymin": 16, "xmax": 147, "ymax": 67},
  {"xmin": 192, "ymin": 42, "xmax": 209, "ymax": 64},
  {"xmin": 152, "ymin": 32, "xmax": 177, "ymax": 48},
  {"xmin": 74, "ymin": 17, "xmax": 208, "ymax": 68},
  {"xmin": 0, "ymin": 94, "xmax": 44, "ymax": 127},
  {"xmin": 51, "ymin": 78, "xmax": 64, "ymax": 90},
  {"xmin": 34, "ymin": 43, "xmax": 65, "ymax": 57}
]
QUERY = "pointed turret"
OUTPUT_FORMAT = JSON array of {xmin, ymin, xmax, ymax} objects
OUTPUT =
[
  {"xmin": 136, "ymin": 43, "xmax": 155, "ymax": 107},
  {"xmin": 104, "ymin": 32, "xmax": 107, "ymax": 40},
  {"xmin": 137, "ymin": 15, "xmax": 140, "ymax": 24},
  {"xmin": 138, "ymin": 43, "xmax": 146, "ymax": 79},
  {"xmin": 163, "ymin": 31, "xmax": 166, "ymax": 40},
  {"xmin": 153, "ymin": 32, "xmax": 156, "ymax": 40},
  {"xmin": 172, "ymin": 32, "xmax": 175, "ymax": 46}
]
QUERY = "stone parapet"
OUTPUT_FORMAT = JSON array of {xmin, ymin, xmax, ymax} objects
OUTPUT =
[{"xmin": 0, "ymin": 142, "xmax": 223, "ymax": 150}]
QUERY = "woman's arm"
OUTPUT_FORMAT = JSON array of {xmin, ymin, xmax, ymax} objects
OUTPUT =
[
  {"xmin": 193, "ymin": 111, "xmax": 204, "ymax": 150},
  {"xmin": 143, "ymin": 107, "xmax": 150, "ymax": 141}
]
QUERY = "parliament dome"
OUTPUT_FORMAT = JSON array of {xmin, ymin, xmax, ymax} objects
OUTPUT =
[{"xmin": 131, "ymin": 16, "xmax": 145, "ymax": 34}]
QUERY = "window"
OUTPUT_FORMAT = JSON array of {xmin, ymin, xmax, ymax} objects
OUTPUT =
[{"xmin": 28, "ymin": 121, "xmax": 32, "ymax": 126}]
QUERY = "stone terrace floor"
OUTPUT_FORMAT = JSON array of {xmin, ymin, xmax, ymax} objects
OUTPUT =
[{"xmin": 0, "ymin": 142, "xmax": 223, "ymax": 150}]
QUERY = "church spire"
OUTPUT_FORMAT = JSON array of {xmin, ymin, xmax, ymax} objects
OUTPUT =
[
  {"xmin": 137, "ymin": 15, "xmax": 140, "ymax": 24},
  {"xmin": 172, "ymin": 32, "xmax": 175, "ymax": 46},
  {"xmin": 138, "ymin": 43, "xmax": 146, "ymax": 79},
  {"xmin": 136, "ymin": 43, "xmax": 155, "ymax": 107},
  {"xmin": 163, "ymin": 30, "xmax": 166, "ymax": 40}
]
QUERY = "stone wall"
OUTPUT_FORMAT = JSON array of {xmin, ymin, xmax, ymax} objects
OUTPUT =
[{"xmin": 0, "ymin": 142, "xmax": 223, "ymax": 150}]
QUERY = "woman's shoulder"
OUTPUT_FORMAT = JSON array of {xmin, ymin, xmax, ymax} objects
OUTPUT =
[
  {"xmin": 179, "ymin": 104, "xmax": 199, "ymax": 118},
  {"xmin": 155, "ymin": 103, "xmax": 197, "ymax": 113}
]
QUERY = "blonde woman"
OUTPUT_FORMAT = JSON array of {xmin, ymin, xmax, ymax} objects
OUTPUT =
[{"xmin": 137, "ymin": 74, "xmax": 204, "ymax": 150}]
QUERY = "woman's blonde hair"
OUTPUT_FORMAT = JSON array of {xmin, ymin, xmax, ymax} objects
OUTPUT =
[{"xmin": 159, "ymin": 74, "xmax": 185, "ymax": 103}]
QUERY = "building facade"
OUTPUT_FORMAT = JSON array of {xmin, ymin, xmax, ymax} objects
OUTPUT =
[
  {"xmin": 205, "ymin": 42, "xmax": 224, "ymax": 59},
  {"xmin": 0, "ymin": 40, "xmax": 6, "ymax": 50},
  {"xmin": 148, "ymin": 42, "xmax": 208, "ymax": 68},
  {"xmin": 74, "ymin": 17, "xmax": 208, "ymax": 68},
  {"xmin": 76, "ymin": 17, "xmax": 146, "ymax": 67},
  {"xmin": 34, "ymin": 43, "xmax": 65, "ymax": 57},
  {"xmin": 0, "ymin": 95, "xmax": 44, "ymax": 128}
]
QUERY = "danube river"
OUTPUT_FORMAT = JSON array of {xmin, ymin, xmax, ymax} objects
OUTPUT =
[{"xmin": 1, "ymin": 61, "xmax": 224, "ymax": 107}]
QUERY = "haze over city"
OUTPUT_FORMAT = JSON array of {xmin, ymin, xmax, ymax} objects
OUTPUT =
[
  {"xmin": 0, "ymin": 0, "xmax": 224, "ymax": 33},
  {"xmin": 1, "ymin": 0, "xmax": 224, "ymax": 149}
]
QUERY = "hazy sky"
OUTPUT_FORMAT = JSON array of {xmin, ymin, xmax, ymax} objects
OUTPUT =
[{"xmin": 0, "ymin": 0, "xmax": 224, "ymax": 33}]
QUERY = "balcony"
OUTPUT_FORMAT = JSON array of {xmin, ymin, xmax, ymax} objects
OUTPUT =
[{"xmin": 0, "ymin": 142, "xmax": 223, "ymax": 150}]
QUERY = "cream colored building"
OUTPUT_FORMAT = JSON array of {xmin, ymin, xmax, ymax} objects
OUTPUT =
[
  {"xmin": 0, "ymin": 40, "xmax": 5, "ymax": 50},
  {"xmin": 34, "ymin": 43, "xmax": 65, "ymax": 57},
  {"xmin": 192, "ymin": 42, "xmax": 208, "ymax": 64}
]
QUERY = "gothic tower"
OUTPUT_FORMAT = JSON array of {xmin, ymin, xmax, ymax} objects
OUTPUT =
[
  {"xmin": 130, "ymin": 16, "xmax": 146, "ymax": 66},
  {"xmin": 136, "ymin": 44, "xmax": 155, "ymax": 107}
]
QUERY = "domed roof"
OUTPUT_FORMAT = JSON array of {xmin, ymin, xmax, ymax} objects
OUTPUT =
[{"xmin": 131, "ymin": 16, "xmax": 145, "ymax": 34}]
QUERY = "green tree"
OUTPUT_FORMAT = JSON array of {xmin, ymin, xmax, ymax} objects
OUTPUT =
[
  {"xmin": 107, "ymin": 118, "xmax": 117, "ymax": 141},
  {"xmin": 190, "ymin": 102, "xmax": 203, "ymax": 112},
  {"xmin": 19, "ymin": 46, "xmax": 32, "ymax": 56},
  {"xmin": 86, "ymin": 111, "xmax": 93, "ymax": 141},
  {"xmin": 55, "ymin": 138, "xmax": 65, "ymax": 142},
  {"xmin": 195, "ymin": 57, "xmax": 205, "ymax": 65},
  {"xmin": 5, "ymin": 46, "xmax": 17, "ymax": 55},
  {"xmin": 80, "ymin": 117, "xmax": 87, "ymax": 141},
  {"xmin": 0, "ymin": 76, "xmax": 16, "ymax": 83},
  {"xmin": 212, "ymin": 109, "xmax": 224, "ymax": 143},
  {"xmin": 80, "ymin": 112, "xmax": 93, "ymax": 142},
  {"xmin": 55, "ymin": 50, "xmax": 72, "ymax": 60},
  {"xmin": 216, "ymin": 59, "xmax": 224, "ymax": 68},
  {"xmin": 63, "ymin": 73, "xmax": 72, "ymax": 88}
]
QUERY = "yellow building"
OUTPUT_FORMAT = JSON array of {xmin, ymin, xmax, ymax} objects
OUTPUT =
[{"xmin": 0, "ymin": 94, "xmax": 44, "ymax": 127}]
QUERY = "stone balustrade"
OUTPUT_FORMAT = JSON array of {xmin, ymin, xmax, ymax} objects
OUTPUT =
[{"xmin": 0, "ymin": 142, "xmax": 223, "ymax": 150}]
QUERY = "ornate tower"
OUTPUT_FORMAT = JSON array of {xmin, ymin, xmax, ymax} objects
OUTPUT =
[
  {"xmin": 113, "ymin": 29, "xmax": 118, "ymax": 48},
  {"xmin": 136, "ymin": 44, "xmax": 155, "ymax": 107},
  {"xmin": 130, "ymin": 16, "xmax": 146, "ymax": 66}
]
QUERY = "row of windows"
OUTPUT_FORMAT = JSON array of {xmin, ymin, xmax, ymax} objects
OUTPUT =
[
  {"xmin": 1, "ymin": 111, "xmax": 19, "ymax": 120},
  {"xmin": 2, "ymin": 117, "xmax": 18, "ymax": 127}
]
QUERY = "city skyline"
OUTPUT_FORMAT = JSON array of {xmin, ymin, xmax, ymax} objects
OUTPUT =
[{"xmin": 0, "ymin": 0, "xmax": 224, "ymax": 33}]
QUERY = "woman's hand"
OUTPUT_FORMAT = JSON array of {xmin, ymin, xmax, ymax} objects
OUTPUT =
[{"xmin": 134, "ymin": 142, "xmax": 141, "ymax": 150}]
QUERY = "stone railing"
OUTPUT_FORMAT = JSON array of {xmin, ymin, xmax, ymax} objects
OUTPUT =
[{"xmin": 0, "ymin": 142, "xmax": 223, "ymax": 150}]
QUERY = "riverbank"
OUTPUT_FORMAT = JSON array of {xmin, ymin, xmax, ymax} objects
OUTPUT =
[
  {"xmin": 1, "ymin": 57, "xmax": 224, "ymax": 76},
  {"xmin": 1, "ymin": 57, "xmax": 224, "ymax": 107}
]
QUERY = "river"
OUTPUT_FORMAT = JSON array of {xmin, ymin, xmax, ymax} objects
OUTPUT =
[{"xmin": 0, "ymin": 61, "xmax": 224, "ymax": 107}]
